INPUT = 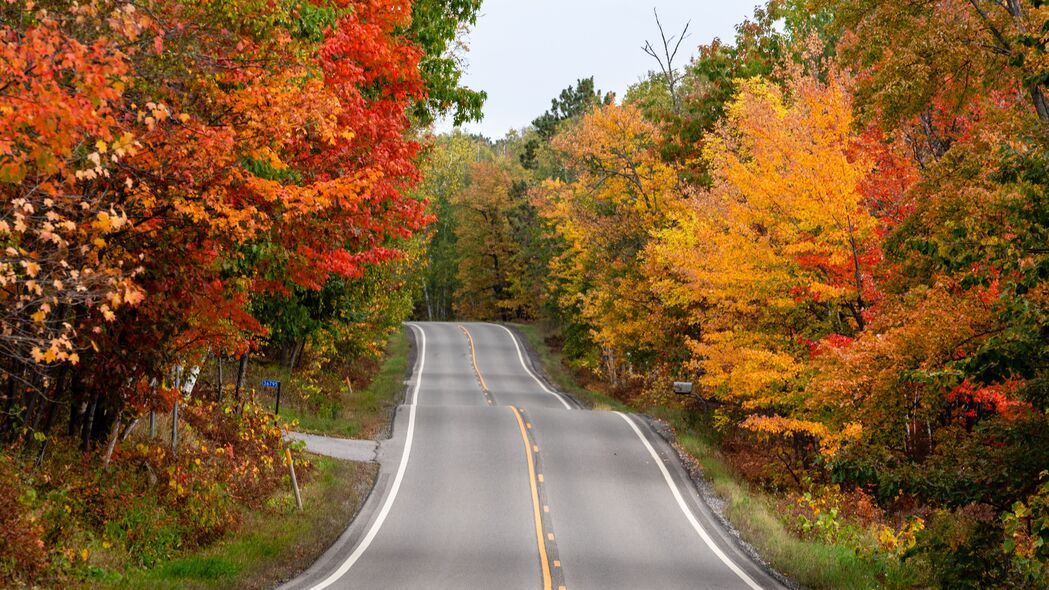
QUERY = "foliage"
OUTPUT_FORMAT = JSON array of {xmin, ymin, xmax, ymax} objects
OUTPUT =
[
  {"xmin": 0, "ymin": 0, "xmax": 479, "ymax": 583},
  {"xmin": 422, "ymin": 0, "xmax": 1049, "ymax": 584},
  {"xmin": 1003, "ymin": 471, "xmax": 1049, "ymax": 583}
]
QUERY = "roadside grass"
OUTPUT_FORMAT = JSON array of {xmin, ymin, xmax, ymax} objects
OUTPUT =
[
  {"xmin": 72, "ymin": 329, "xmax": 413, "ymax": 589},
  {"xmin": 513, "ymin": 321, "xmax": 919, "ymax": 589},
  {"xmin": 233, "ymin": 328, "xmax": 410, "ymax": 439},
  {"xmin": 83, "ymin": 455, "xmax": 378, "ymax": 590},
  {"xmin": 511, "ymin": 323, "xmax": 630, "ymax": 413}
]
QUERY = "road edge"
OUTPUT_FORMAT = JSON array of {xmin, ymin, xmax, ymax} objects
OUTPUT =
[
  {"xmin": 275, "ymin": 324, "xmax": 419, "ymax": 589},
  {"xmin": 637, "ymin": 414, "xmax": 802, "ymax": 590},
  {"xmin": 504, "ymin": 324, "xmax": 586, "ymax": 410},
  {"xmin": 507, "ymin": 323, "xmax": 799, "ymax": 590}
]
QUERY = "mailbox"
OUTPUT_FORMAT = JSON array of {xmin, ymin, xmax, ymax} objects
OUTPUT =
[{"xmin": 672, "ymin": 381, "xmax": 693, "ymax": 395}]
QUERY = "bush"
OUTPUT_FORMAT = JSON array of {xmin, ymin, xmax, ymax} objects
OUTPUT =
[
  {"xmin": 0, "ymin": 453, "xmax": 47, "ymax": 585},
  {"xmin": 0, "ymin": 397, "xmax": 307, "ymax": 584}
]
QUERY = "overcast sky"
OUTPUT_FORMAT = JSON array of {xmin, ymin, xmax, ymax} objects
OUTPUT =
[{"xmin": 436, "ymin": 1, "xmax": 762, "ymax": 138}]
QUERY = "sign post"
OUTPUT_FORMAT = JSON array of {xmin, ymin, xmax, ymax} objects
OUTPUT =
[{"xmin": 262, "ymin": 379, "xmax": 282, "ymax": 415}]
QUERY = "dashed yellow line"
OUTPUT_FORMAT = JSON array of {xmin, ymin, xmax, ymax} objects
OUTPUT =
[{"xmin": 511, "ymin": 405, "xmax": 552, "ymax": 590}]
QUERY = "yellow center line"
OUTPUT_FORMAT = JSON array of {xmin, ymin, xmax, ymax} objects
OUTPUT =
[
  {"xmin": 459, "ymin": 325, "xmax": 491, "ymax": 401},
  {"xmin": 511, "ymin": 406, "xmax": 552, "ymax": 590}
]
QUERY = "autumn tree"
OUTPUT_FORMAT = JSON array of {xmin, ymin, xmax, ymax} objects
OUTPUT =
[
  {"xmin": 452, "ymin": 159, "xmax": 535, "ymax": 320},
  {"xmin": 536, "ymin": 103, "xmax": 685, "ymax": 385},
  {"xmin": 0, "ymin": 0, "xmax": 475, "ymax": 452},
  {"xmin": 652, "ymin": 71, "xmax": 877, "ymax": 460}
]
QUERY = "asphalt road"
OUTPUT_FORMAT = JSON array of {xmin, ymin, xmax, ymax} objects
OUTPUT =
[{"xmin": 280, "ymin": 322, "xmax": 785, "ymax": 590}]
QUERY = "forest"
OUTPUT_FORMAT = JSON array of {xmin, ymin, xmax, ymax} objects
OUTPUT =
[
  {"xmin": 420, "ymin": 1, "xmax": 1049, "ymax": 587},
  {"xmin": 1, "ymin": 0, "xmax": 1048, "ymax": 587},
  {"xmin": 0, "ymin": 0, "xmax": 483, "ymax": 585}
]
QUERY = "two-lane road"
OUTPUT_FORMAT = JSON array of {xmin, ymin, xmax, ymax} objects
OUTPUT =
[{"xmin": 280, "ymin": 322, "xmax": 784, "ymax": 590}]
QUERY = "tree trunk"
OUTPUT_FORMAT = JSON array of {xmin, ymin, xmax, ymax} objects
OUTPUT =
[
  {"xmin": 234, "ymin": 353, "xmax": 249, "ymax": 401},
  {"xmin": 181, "ymin": 364, "xmax": 201, "ymax": 397},
  {"xmin": 279, "ymin": 343, "xmax": 293, "ymax": 369},
  {"xmin": 1, "ymin": 371, "xmax": 15, "ymax": 441},
  {"xmin": 216, "ymin": 356, "xmax": 224, "ymax": 402},
  {"xmin": 102, "ymin": 416, "xmax": 121, "ymax": 470},
  {"xmin": 80, "ymin": 391, "xmax": 99, "ymax": 452},
  {"xmin": 290, "ymin": 339, "xmax": 306, "ymax": 370}
]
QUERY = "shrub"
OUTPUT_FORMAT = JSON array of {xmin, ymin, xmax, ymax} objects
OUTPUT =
[{"xmin": 0, "ymin": 453, "xmax": 48, "ymax": 585}]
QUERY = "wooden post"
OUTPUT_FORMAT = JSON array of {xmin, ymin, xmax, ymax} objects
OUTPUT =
[
  {"xmin": 149, "ymin": 410, "xmax": 156, "ymax": 438},
  {"xmin": 286, "ymin": 448, "xmax": 302, "ymax": 511}
]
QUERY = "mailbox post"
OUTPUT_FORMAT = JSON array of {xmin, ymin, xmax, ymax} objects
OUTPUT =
[{"xmin": 262, "ymin": 379, "xmax": 282, "ymax": 415}]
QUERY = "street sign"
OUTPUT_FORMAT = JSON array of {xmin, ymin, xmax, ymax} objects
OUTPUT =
[{"xmin": 261, "ymin": 379, "xmax": 283, "ymax": 415}]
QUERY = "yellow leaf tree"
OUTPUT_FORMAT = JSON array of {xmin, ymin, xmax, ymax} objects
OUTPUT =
[
  {"xmin": 536, "ymin": 103, "xmax": 686, "ymax": 385},
  {"xmin": 653, "ymin": 71, "xmax": 878, "ymax": 454}
]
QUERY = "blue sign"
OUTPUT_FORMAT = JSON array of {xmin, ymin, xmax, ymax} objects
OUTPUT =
[{"xmin": 261, "ymin": 379, "xmax": 281, "ymax": 388}]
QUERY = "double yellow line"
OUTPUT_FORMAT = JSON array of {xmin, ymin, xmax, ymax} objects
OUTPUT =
[
  {"xmin": 459, "ymin": 325, "xmax": 492, "ymax": 404},
  {"xmin": 459, "ymin": 325, "xmax": 559, "ymax": 590}
]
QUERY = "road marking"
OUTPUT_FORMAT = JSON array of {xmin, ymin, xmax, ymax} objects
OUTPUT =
[
  {"xmin": 614, "ymin": 412, "xmax": 765, "ymax": 590},
  {"xmin": 495, "ymin": 324, "xmax": 573, "ymax": 409},
  {"xmin": 511, "ymin": 405, "xmax": 553, "ymax": 590},
  {"xmin": 304, "ymin": 324, "xmax": 427, "ymax": 590},
  {"xmin": 459, "ymin": 325, "xmax": 493, "ymax": 406}
]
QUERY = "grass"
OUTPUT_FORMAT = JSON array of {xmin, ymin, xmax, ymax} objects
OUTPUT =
[
  {"xmin": 72, "ymin": 330, "xmax": 415, "ymax": 589},
  {"xmin": 511, "ymin": 323, "xmax": 631, "ymax": 413},
  {"xmin": 85, "ymin": 455, "xmax": 378, "ymax": 590},
  {"xmin": 513, "ymin": 321, "xmax": 918, "ymax": 589},
  {"xmin": 239, "ymin": 328, "xmax": 411, "ymax": 439}
]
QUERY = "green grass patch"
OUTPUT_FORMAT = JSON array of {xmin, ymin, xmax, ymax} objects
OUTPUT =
[
  {"xmin": 87, "ymin": 455, "xmax": 377, "ymax": 590},
  {"xmin": 250, "ymin": 329, "xmax": 410, "ymax": 439},
  {"xmin": 515, "ymin": 322, "xmax": 919, "ymax": 589},
  {"xmin": 510, "ymin": 323, "xmax": 630, "ymax": 413}
]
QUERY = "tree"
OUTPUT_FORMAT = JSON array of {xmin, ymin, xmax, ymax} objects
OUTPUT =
[
  {"xmin": 535, "ymin": 103, "xmax": 685, "ymax": 383},
  {"xmin": 653, "ymin": 70, "xmax": 877, "ymax": 449},
  {"xmin": 452, "ymin": 159, "xmax": 533, "ymax": 319}
]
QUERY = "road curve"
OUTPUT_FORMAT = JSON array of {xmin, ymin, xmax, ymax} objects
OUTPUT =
[{"xmin": 279, "ymin": 321, "xmax": 785, "ymax": 590}]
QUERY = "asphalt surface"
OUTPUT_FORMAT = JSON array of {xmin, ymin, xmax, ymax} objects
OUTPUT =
[{"xmin": 279, "ymin": 322, "xmax": 785, "ymax": 590}]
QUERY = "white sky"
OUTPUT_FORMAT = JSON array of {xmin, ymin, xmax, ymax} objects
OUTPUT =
[{"xmin": 436, "ymin": 0, "xmax": 763, "ymax": 138}]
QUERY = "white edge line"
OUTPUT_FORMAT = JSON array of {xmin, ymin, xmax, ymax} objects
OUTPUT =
[
  {"xmin": 305, "ymin": 323, "xmax": 425, "ymax": 590},
  {"xmin": 495, "ymin": 324, "xmax": 573, "ymax": 410},
  {"xmin": 614, "ymin": 411, "xmax": 765, "ymax": 590}
]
